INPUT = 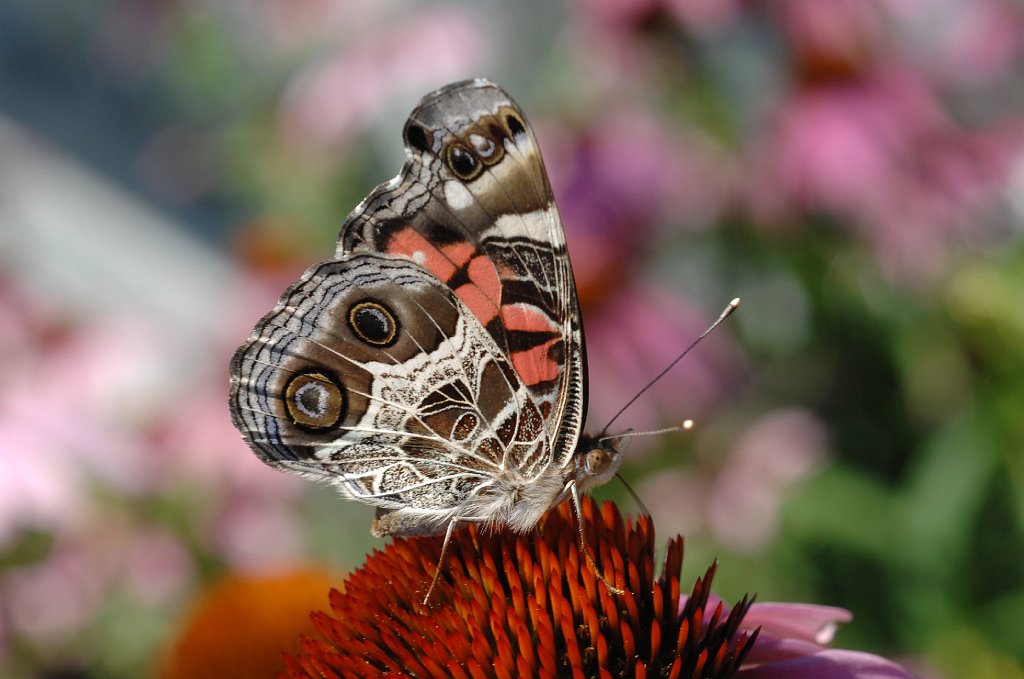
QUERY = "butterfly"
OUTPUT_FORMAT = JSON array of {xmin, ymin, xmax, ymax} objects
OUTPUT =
[{"xmin": 230, "ymin": 79, "xmax": 639, "ymax": 595}]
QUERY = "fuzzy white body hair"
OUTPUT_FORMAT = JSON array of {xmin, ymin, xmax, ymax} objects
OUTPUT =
[{"xmin": 460, "ymin": 467, "xmax": 570, "ymax": 533}]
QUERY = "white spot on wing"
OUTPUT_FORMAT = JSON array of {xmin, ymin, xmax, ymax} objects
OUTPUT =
[
  {"xmin": 485, "ymin": 206, "xmax": 559, "ymax": 244},
  {"xmin": 444, "ymin": 180, "xmax": 474, "ymax": 210},
  {"xmin": 293, "ymin": 382, "xmax": 328, "ymax": 418},
  {"xmin": 470, "ymin": 133, "xmax": 496, "ymax": 158}
]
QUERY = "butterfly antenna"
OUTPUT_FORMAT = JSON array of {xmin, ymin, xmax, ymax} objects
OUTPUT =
[
  {"xmin": 599, "ymin": 298, "xmax": 740, "ymax": 438},
  {"xmin": 598, "ymin": 419, "xmax": 695, "ymax": 445},
  {"xmin": 604, "ymin": 419, "xmax": 695, "ymax": 518}
]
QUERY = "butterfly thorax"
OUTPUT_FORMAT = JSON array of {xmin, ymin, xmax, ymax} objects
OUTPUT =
[{"xmin": 449, "ymin": 433, "xmax": 622, "ymax": 534}]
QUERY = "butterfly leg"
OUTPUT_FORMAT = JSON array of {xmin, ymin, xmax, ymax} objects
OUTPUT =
[
  {"xmin": 568, "ymin": 482, "xmax": 625, "ymax": 596},
  {"xmin": 371, "ymin": 509, "xmax": 482, "ymax": 605},
  {"xmin": 422, "ymin": 516, "xmax": 480, "ymax": 606},
  {"xmin": 422, "ymin": 518, "xmax": 458, "ymax": 605},
  {"xmin": 615, "ymin": 471, "xmax": 651, "ymax": 517}
]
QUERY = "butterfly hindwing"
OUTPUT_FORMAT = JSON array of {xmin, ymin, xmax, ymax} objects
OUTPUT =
[{"xmin": 229, "ymin": 254, "xmax": 556, "ymax": 535}]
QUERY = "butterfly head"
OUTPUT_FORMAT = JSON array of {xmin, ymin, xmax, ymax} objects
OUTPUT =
[{"xmin": 572, "ymin": 434, "xmax": 624, "ymax": 493}]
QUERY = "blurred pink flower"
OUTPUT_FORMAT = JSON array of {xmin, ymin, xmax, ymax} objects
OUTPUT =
[
  {"xmin": 279, "ymin": 8, "xmax": 488, "ymax": 153},
  {"xmin": 571, "ymin": 0, "xmax": 739, "ymax": 35},
  {"xmin": 636, "ymin": 467, "xmax": 706, "ymax": 536},
  {"xmin": 769, "ymin": 0, "xmax": 887, "ymax": 79},
  {"xmin": 3, "ymin": 539, "xmax": 108, "ymax": 644},
  {"xmin": 123, "ymin": 526, "xmax": 195, "ymax": 606},
  {"xmin": 746, "ymin": 68, "xmax": 941, "ymax": 221},
  {"xmin": 0, "ymin": 518, "xmax": 197, "ymax": 647},
  {"xmin": 893, "ymin": 0, "xmax": 1024, "ymax": 86},
  {"xmin": 545, "ymin": 111, "xmax": 730, "ymax": 252},
  {"xmin": 638, "ymin": 409, "xmax": 826, "ymax": 547},
  {"xmin": 253, "ymin": 0, "xmax": 399, "ymax": 51},
  {"xmin": 663, "ymin": 0, "xmax": 739, "ymax": 35},
  {"xmin": 583, "ymin": 283, "xmax": 743, "ymax": 435},
  {"xmin": 745, "ymin": 65, "xmax": 1020, "ymax": 284},
  {"xmin": 149, "ymin": 273, "xmax": 320, "ymax": 567},
  {"xmin": 0, "ymin": 434, "xmax": 81, "ymax": 547},
  {"xmin": 738, "ymin": 1, "xmax": 1024, "ymax": 285},
  {"xmin": 569, "ymin": 0, "xmax": 659, "ymax": 30},
  {"xmin": 541, "ymin": 112, "xmax": 739, "ymax": 432},
  {"xmin": 0, "ymin": 267, "xmax": 314, "ymax": 650},
  {"xmin": 0, "ymin": 314, "xmax": 165, "ymax": 479},
  {"xmin": 211, "ymin": 497, "xmax": 306, "ymax": 569},
  {"xmin": 707, "ymin": 409, "xmax": 827, "ymax": 552},
  {"xmin": 151, "ymin": 373, "xmax": 308, "ymax": 569},
  {"xmin": 153, "ymin": 371, "xmax": 299, "ymax": 498},
  {"xmin": 0, "ymin": 278, "xmax": 167, "ymax": 544}
]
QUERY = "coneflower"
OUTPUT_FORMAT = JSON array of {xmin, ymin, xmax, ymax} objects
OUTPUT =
[{"xmin": 282, "ymin": 498, "xmax": 914, "ymax": 678}]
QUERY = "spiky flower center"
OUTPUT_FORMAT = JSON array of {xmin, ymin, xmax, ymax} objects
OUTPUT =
[{"xmin": 283, "ymin": 499, "xmax": 757, "ymax": 678}]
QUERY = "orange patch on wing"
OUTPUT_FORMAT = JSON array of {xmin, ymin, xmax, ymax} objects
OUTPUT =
[
  {"xmin": 455, "ymin": 283, "xmax": 499, "ymax": 326},
  {"xmin": 386, "ymin": 227, "xmax": 457, "ymax": 281},
  {"xmin": 387, "ymin": 228, "xmax": 507, "ymax": 336},
  {"xmin": 453, "ymin": 255, "xmax": 501, "ymax": 326},
  {"xmin": 440, "ymin": 241, "xmax": 476, "ymax": 268},
  {"xmin": 511, "ymin": 339, "xmax": 561, "ymax": 385},
  {"xmin": 502, "ymin": 304, "xmax": 558, "ymax": 333},
  {"xmin": 466, "ymin": 256, "xmax": 502, "ymax": 306}
]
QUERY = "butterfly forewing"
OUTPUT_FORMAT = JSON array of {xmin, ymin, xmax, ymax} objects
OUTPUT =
[{"xmin": 337, "ymin": 80, "xmax": 586, "ymax": 466}]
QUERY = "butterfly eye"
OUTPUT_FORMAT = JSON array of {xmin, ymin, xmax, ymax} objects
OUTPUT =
[
  {"xmin": 349, "ymin": 300, "xmax": 399, "ymax": 347},
  {"xmin": 446, "ymin": 143, "xmax": 482, "ymax": 180},
  {"xmin": 586, "ymin": 447, "xmax": 612, "ymax": 475},
  {"xmin": 284, "ymin": 371, "xmax": 345, "ymax": 429}
]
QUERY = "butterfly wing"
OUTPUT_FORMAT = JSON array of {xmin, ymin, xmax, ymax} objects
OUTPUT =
[
  {"xmin": 338, "ymin": 79, "xmax": 586, "ymax": 468},
  {"xmin": 229, "ymin": 255, "xmax": 555, "ymax": 536}
]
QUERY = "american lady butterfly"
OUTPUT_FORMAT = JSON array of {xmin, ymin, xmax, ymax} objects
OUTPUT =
[{"xmin": 230, "ymin": 79, "xmax": 736, "ymax": 598}]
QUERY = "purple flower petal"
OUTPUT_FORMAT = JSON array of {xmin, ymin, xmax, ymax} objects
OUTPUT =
[
  {"xmin": 744, "ymin": 602, "xmax": 853, "ymax": 644},
  {"xmin": 746, "ymin": 636, "xmax": 839, "ymax": 664},
  {"xmin": 680, "ymin": 595, "xmax": 915, "ymax": 676},
  {"xmin": 739, "ymin": 649, "xmax": 918, "ymax": 678}
]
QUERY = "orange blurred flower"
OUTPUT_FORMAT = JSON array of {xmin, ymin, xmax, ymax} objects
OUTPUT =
[{"xmin": 158, "ymin": 568, "xmax": 339, "ymax": 679}]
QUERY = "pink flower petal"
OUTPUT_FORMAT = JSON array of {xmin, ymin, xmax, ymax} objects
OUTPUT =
[
  {"xmin": 746, "ymin": 636, "xmax": 840, "ymax": 664},
  {"xmin": 744, "ymin": 602, "xmax": 853, "ymax": 645},
  {"xmin": 739, "ymin": 649, "xmax": 918, "ymax": 678}
]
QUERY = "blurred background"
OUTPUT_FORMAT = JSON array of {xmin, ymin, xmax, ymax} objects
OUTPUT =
[{"xmin": 1, "ymin": 0, "xmax": 1023, "ymax": 677}]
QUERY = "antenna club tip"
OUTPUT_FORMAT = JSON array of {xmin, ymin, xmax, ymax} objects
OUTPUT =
[
  {"xmin": 718, "ymin": 297, "xmax": 741, "ymax": 322},
  {"xmin": 682, "ymin": 419, "xmax": 695, "ymax": 430}
]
